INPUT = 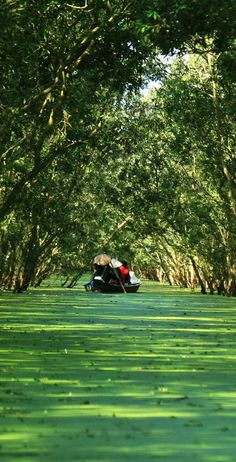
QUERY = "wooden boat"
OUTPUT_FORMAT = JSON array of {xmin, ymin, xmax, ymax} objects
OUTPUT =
[{"xmin": 84, "ymin": 279, "xmax": 140, "ymax": 293}]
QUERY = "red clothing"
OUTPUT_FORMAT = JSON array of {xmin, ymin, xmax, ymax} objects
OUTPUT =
[{"xmin": 118, "ymin": 265, "xmax": 130, "ymax": 285}]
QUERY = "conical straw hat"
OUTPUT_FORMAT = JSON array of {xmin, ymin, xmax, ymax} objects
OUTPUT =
[
  {"xmin": 110, "ymin": 258, "xmax": 122, "ymax": 268},
  {"xmin": 93, "ymin": 254, "xmax": 111, "ymax": 266}
]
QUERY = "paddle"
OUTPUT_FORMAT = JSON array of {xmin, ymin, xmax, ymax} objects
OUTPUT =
[{"xmin": 110, "ymin": 260, "xmax": 127, "ymax": 294}]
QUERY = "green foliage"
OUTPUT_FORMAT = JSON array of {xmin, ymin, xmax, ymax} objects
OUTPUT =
[
  {"xmin": 82, "ymin": 50, "xmax": 236, "ymax": 293},
  {"xmin": 0, "ymin": 0, "xmax": 236, "ymax": 291}
]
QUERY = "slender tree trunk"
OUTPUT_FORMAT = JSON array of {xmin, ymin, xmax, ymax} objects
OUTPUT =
[{"xmin": 189, "ymin": 256, "xmax": 206, "ymax": 294}]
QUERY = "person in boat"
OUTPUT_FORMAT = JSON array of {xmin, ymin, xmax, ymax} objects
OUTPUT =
[
  {"xmin": 92, "ymin": 254, "xmax": 126, "ymax": 287},
  {"xmin": 119, "ymin": 260, "xmax": 131, "ymax": 285},
  {"xmin": 107, "ymin": 258, "xmax": 122, "ymax": 285},
  {"xmin": 109, "ymin": 258, "xmax": 131, "ymax": 286},
  {"xmin": 112, "ymin": 258, "xmax": 140, "ymax": 286},
  {"xmin": 93, "ymin": 263, "xmax": 114, "ymax": 283},
  {"xmin": 87, "ymin": 254, "xmax": 113, "ymax": 289}
]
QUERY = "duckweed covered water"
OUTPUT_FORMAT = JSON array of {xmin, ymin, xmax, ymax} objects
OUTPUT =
[{"xmin": 1, "ymin": 280, "xmax": 236, "ymax": 461}]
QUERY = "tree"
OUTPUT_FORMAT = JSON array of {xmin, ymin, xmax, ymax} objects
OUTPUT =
[
  {"xmin": 81, "ymin": 49, "xmax": 236, "ymax": 294},
  {"xmin": 1, "ymin": 0, "xmax": 235, "ymax": 291}
]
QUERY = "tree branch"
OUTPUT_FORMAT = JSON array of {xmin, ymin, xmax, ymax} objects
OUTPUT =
[{"xmin": 65, "ymin": 1, "xmax": 90, "ymax": 10}]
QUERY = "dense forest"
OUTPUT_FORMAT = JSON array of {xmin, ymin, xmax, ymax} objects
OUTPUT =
[{"xmin": 0, "ymin": 0, "xmax": 236, "ymax": 294}]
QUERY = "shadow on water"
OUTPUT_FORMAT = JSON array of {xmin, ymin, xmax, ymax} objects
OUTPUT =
[{"xmin": 0, "ymin": 281, "xmax": 236, "ymax": 461}]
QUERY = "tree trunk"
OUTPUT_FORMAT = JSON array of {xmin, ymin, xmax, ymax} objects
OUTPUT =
[{"xmin": 189, "ymin": 256, "xmax": 207, "ymax": 294}]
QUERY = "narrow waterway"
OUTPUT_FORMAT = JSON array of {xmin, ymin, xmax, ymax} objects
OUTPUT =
[{"xmin": 1, "ymin": 281, "xmax": 236, "ymax": 462}]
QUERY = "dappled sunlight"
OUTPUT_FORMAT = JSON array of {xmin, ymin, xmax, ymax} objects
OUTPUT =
[{"xmin": 1, "ymin": 283, "xmax": 236, "ymax": 461}]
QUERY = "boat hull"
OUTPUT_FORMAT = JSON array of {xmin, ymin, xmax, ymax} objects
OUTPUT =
[{"xmin": 84, "ymin": 281, "xmax": 140, "ymax": 293}]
